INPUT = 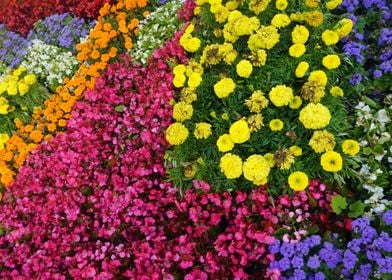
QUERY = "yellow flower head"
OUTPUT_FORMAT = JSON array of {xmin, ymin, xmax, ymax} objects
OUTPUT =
[
  {"xmin": 269, "ymin": 119, "xmax": 284, "ymax": 131},
  {"xmin": 274, "ymin": 148, "xmax": 295, "ymax": 169},
  {"xmin": 322, "ymin": 54, "xmax": 341, "ymax": 70},
  {"xmin": 250, "ymin": 49, "xmax": 267, "ymax": 66},
  {"xmin": 229, "ymin": 119, "xmax": 251, "ymax": 144},
  {"xmin": 194, "ymin": 122, "xmax": 212, "ymax": 139},
  {"xmin": 247, "ymin": 113, "xmax": 264, "ymax": 132},
  {"xmin": 18, "ymin": 82, "xmax": 29, "ymax": 96},
  {"xmin": 289, "ymin": 96, "xmax": 303, "ymax": 109},
  {"xmin": 7, "ymin": 84, "xmax": 18, "ymax": 96},
  {"xmin": 326, "ymin": 0, "xmax": 343, "ymax": 10},
  {"xmin": 0, "ymin": 133, "xmax": 10, "ymax": 150},
  {"xmin": 321, "ymin": 30, "xmax": 339, "ymax": 46},
  {"xmin": 214, "ymin": 77, "xmax": 236, "ymax": 98},
  {"xmin": 217, "ymin": 134, "xmax": 235, "ymax": 152},
  {"xmin": 275, "ymin": 0, "xmax": 288, "ymax": 10},
  {"xmin": 0, "ymin": 97, "xmax": 9, "ymax": 114},
  {"xmin": 334, "ymin": 18, "xmax": 353, "ymax": 38},
  {"xmin": 288, "ymin": 171, "xmax": 309, "ymax": 191},
  {"xmin": 330, "ymin": 86, "xmax": 344, "ymax": 97},
  {"xmin": 243, "ymin": 154, "xmax": 270, "ymax": 185},
  {"xmin": 173, "ymin": 64, "xmax": 186, "ymax": 75},
  {"xmin": 173, "ymin": 101, "xmax": 193, "ymax": 122},
  {"xmin": 236, "ymin": 60, "xmax": 253, "ymax": 78},
  {"xmin": 220, "ymin": 153, "xmax": 243, "ymax": 179},
  {"xmin": 289, "ymin": 44, "xmax": 306, "ymax": 58},
  {"xmin": 303, "ymin": 11, "xmax": 324, "ymax": 27},
  {"xmin": 182, "ymin": 37, "xmax": 201, "ymax": 52},
  {"xmin": 292, "ymin": 25, "xmax": 309, "ymax": 44},
  {"xmin": 271, "ymin": 14, "xmax": 291, "ymax": 28},
  {"xmin": 305, "ymin": 0, "xmax": 320, "ymax": 8},
  {"xmin": 245, "ymin": 90, "xmax": 269, "ymax": 113},
  {"xmin": 180, "ymin": 88, "xmax": 197, "ymax": 103},
  {"xmin": 166, "ymin": 123, "xmax": 189, "ymax": 145},
  {"xmin": 269, "ymin": 85, "xmax": 294, "ymax": 107},
  {"xmin": 248, "ymin": 25, "xmax": 280, "ymax": 52},
  {"xmin": 173, "ymin": 73, "xmax": 186, "ymax": 88},
  {"xmin": 342, "ymin": 139, "xmax": 360, "ymax": 156},
  {"xmin": 295, "ymin": 61, "xmax": 309, "ymax": 78},
  {"xmin": 264, "ymin": 153, "xmax": 275, "ymax": 167},
  {"xmin": 299, "ymin": 103, "xmax": 331, "ymax": 129},
  {"xmin": 289, "ymin": 145, "xmax": 302, "ymax": 156},
  {"xmin": 23, "ymin": 74, "xmax": 37, "ymax": 85},
  {"xmin": 248, "ymin": 0, "xmax": 271, "ymax": 15},
  {"xmin": 309, "ymin": 130, "xmax": 336, "ymax": 153},
  {"xmin": 187, "ymin": 72, "xmax": 203, "ymax": 88},
  {"xmin": 321, "ymin": 150, "xmax": 343, "ymax": 172},
  {"xmin": 308, "ymin": 70, "xmax": 328, "ymax": 87}
]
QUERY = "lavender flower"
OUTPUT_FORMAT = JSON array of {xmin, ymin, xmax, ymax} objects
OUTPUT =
[
  {"xmin": 0, "ymin": 24, "xmax": 30, "ymax": 68},
  {"xmin": 382, "ymin": 210, "xmax": 392, "ymax": 225},
  {"xmin": 306, "ymin": 255, "xmax": 320, "ymax": 269}
]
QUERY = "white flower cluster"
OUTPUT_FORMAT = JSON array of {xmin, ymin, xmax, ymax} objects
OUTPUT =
[
  {"xmin": 129, "ymin": 0, "xmax": 184, "ymax": 64},
  {"xmin": 22, "ymin": 39, "xmax": 79, "ymax": 91},
  {"xmin": 355, "ymin": 99, "xmax": 392, "ymax": 217}
]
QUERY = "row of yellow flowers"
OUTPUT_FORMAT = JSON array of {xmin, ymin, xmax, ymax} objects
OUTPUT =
[{"xmin": 0, "ymin": 0, "xmax": 149, "ymax": 189}]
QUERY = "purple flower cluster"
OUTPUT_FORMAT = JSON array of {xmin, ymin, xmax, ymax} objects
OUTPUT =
[
  {"xmin": 267, "ymin": 212, "xmax": 392, "ymax": 279},
  {"xmin": 0, "ymin": 24, "xmax": 31, "ymax": 68},
  {"xmin": 27, "ymin": 13, "xmax": 95, "ymax": 53},
  {"xmin": 339, "ymin": 0, "xmax": 392, "ymax": 80}
]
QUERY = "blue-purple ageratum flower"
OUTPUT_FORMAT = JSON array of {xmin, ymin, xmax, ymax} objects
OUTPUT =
[
  {"xmin": 343, "ymin": 249, "xmax": 358, "ymax": 270},
  {"xmin": 307, "ymin": 255, "xmax": 320, "ymax": 269},
  {"xmin": 0, "ymin": 24, "xmax": 30, "ymax": 68},
  {"xmin": 280, "ymin": 242, "xmax": 296, "ymax": 258}
]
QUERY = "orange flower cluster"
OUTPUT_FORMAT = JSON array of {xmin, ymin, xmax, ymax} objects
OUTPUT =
[{"xmin": 0, "ymin": 0, "xmax": 149, "ymax": 189}]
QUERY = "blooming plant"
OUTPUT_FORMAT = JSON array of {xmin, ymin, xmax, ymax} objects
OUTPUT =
[
  {"xmin": 267, "ymin": 211, "xmax": 392, "ymax": 279},
  {"xmin": 27, "ymin": 13, "xmax": 96, "ymax": 53},
  {"xmin": 21, "ymin": 40, "xmax": 80, "ymax": 91},
  {"xmin": 0, "ymin": 25, "xmax": 30, "ymax": 69},
  {"xmin": 129, "ymin": 0, "xmax": 184, "ymax": 64},
  {"xmin": 165, "ymin": 0, "xmax": 360, "ymax": 193}
]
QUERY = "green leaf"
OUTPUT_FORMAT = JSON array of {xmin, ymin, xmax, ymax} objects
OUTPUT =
[
  {"xmin": 348, "ymin": 200, "xmax": 366, "ymax": 218},
  {"xmin": 373, "ymin": 144, "xmax": 384, "ymax": 154},
  {"xmin": 115, "ymin": 105, "xmax": 125, "ymax": 112},
  {"xmin": 331, "ymin": 195, "xmax": 348, "ymax": 215},
  {"xmin": 363, "ymin": 147, "xmax": 372, "ymax": 155}
]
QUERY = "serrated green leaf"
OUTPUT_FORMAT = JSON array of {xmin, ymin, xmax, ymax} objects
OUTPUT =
[{"xmin": 348, "ymin": 200, "xmax": 366, "ymax": 218}]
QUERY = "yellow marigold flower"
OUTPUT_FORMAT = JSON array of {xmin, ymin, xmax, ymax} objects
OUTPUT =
[
  {"xmin": 214, "ymin": 77, "xmax": 236, "ymax": 98},
  {"xmin": 334, "ymin": 18, "xmax": 353, "ymax": 39},
  {"xmin": 322, "ymin": 54, "xmax": 341, "ymax": 70},
  {"xmin": 173, "ymin": 101, "xmax": 193, "ymax": 122},
  {"xmin": 229, "ymin": 119, "xmax": 250, "ymax": 144},
  {"xmin": 194, "ymin": 122, "xmax": 212, "ymax": 139},
  {"xmin": 269, "ymin": 85, "xmax": 294, "ymax": 107},
  {"xmin": 290, "ymin": 12, "xmax": 304, "ymax": 22},
  {"xmin": 183, "ymin": 37, "xmax": 201, "ymax": 52},
  {"xmin": 7, "ymin": 85, "xmax": 18, "ymax": 96},
  {"xmin": 217, "ymin": 134, "xmax": 235, "ymax": 152},
  {"xmin": 12, "ymin": 66, "xmax": 26, "ymax": 77},
  {"xmin": 274, "ymin": 148, "xmax": 295, "ymax": 169},
  {"xmin": 275, "ymin": 0, "xmax": 288, "ymax": 10},
  {"xmin": 250, "ymin": 49, "xmax": 267, "ymax": 66},
  {"xmin": 0, "ymin": 97, "xmax": 9, "ymax": 114},
  {"xmin": 186, "ymin": 60, "xmax": 204, "ymax": 76},
  {"xmin": 226, "ymin": 0, "xmax": 240, "ymax": 10},
  {"xmin": 0, "ymin": 82, "xmax": 7, "ymax": 94},
  {"xmin": 301, "ymin": 81, "xmax": 325, "ymax": 103},
  {"xmin": 166, "ymin": 123, "xmax": 189, "ymax": 145},
  {"xmin": 18, "ymin": 82, "xmax": 29, "ymax": 96},
  {"xmin": 295, "ymin": 61, "xmax": 309, "ymax": 78},
  {"xmin": 299, "ymin": 103, "xmax": 331, "ymax": 129},
  {"xmin": 247, "ymin": 114, "xmax": 264, "ymax": 132},
  {"xmin": 184, "ymin": 23, "xmax": 195, "ymax": 34},
  {"xmin": 330, "ymin": 86, "xmax": 344, "ymax": 97},
  {"xmin": 289, "ymin": 145, "xmax": 302, "ymax": 156},
  {"xmin": 173, "ymin": 64, "xmax": 186, "ymax": 75},
  {"xmin": 305, "ymin": 0, "xmax": 320, "ymax": 8},
  {"xmin": 342, "ymin": 139, "xmax": 360, "ymax": 156},
  {"xmin": 309, "ymin": 130, "xmax": 336, "ymax": 153},
  {"xmin": 292, "ymin": 25, "xmax": 309, "ymax": 44},
  {"xmin": 245, "ymin": 90, "xmax": 269, "ymax": 113},
  {"xmin": 289, "ymin": 96, "xmax": 303, "ymax": 109},
  {"xmin": 23, "ymin": 74, "xmax": 37, "ymax": 85},
  {"xmin": 321, "ymin": 151, "xmax": 343, "ymax": 172},
  {"xmin": 211, "ymin": 4, "xmax": 230, "ymax": 23},
  {"xmin": 188, "ymin": 72, "xmax": 203, "ymax": 88},
  {"xmin": 236, "ymin": 59, "xmax": 253, "ymax": 78},
  {"xmin": 288, "ymin": 171, "xmax": 309, "ymax": 191},
  {"xmin": 289, "ymin": 44, "xmax": 306, "ymax": 58},
  {"xmin": 308, "ymin": 70, "xmax": 328, "ymax": 86},
  {"xmin": 220, "ymin": 153, "xmax": 243, "ymax": 179},
  {"xmin": 326, "ymin": 0, "xmax": 342, "ymax": 10},
  {"xmin": 0, "ymin": 133, "xmax": 10, "ymax": 150},
  {"xmin": 180, "ymin": 88, "xmax": 197, "ymax": 103},
  {"xmin": 303, "ymin": 11, "xmax": 324, "ymax": 27},
  {"xmin": 321, "ymin": 30, "xmax": 339, "ymax": 46},
  {"xmin": 264, "ymin": 153, "xmax": 275, "ymax": 167},
  {"xmin": 269, "ymin": 119, "xmax": 284, "ymax": 131},
  {"xmin": 173, "ymin": 73, "xmax": 186, "ymax": 88},
  {"xmin": 248, "ymin": 25, "xmax": 280, "ymax": 52},
  {"xmin": 249, "ymin": 0, "xmax": 271, "ymax": 15},
  {"xmin": 243, "ymin": 154, "xmax": 270, "ymax": 185},
  {"xmin": 271, "ymin": 14, "xmax": 291, "ymax": 28}
]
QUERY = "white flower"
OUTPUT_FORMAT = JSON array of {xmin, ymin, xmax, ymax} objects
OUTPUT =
[{"xmin": 376, "ymin": 109, "xmax": 390, "ymax": 124}]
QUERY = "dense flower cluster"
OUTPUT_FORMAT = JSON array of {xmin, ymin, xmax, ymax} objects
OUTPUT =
[
  {"xmin": 129, "ymin": 0, "xmax": 184, "ymax": 64},
  {"xmin": 0, "ymin": 25, "xmax": 31, "ymax": 68},
  {"xmin": 22, "ymin": 40, "xmax": 80, "ymax": 91},
  {"xmin": 165, "ymin": 0, "xmax": 359, "ymax": 192},
  {"xmin": 27, "ymin": 13, "xmax": 95, "ymax": 53},
  {"xmin": 0, "ymin": 0, "xmax": 149, "ymax": 188},
  {"xmin": 0, "ymin": 0, "xmax": 113, "ymax": 36},
  {"xmin": 267, "ymin": 211, "xmax": 392, "ymax": 279}
]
